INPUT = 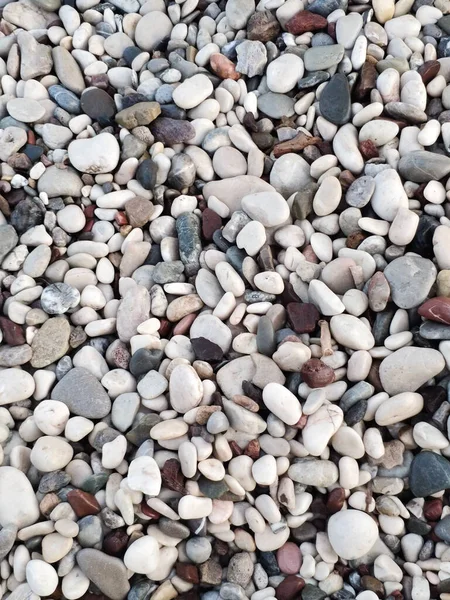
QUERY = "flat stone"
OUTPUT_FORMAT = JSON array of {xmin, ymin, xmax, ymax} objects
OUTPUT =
[
  {"xmin": 7, "ymin": 98, "xmax": 45, "ymax": 123},
  {"xmin": 257, "ymin": 93, "xmax": 295, "ymax": 119},
  {"xmin": 116, "ymin": 102, "xmax": 161, "ymax": 128},
  {"xmin": 80, "ymin": 88, "xmax": 115, "ymax": 120},
  {"xmin": 0, "ymin": 466, "xmax": 40, "ymax": 528},
  {"xmin": 0, "ymin": 225, "xmax": 18, "ymax": 263},
  {"xmin": 319, "ymin": 73, "xmax": 351, "ymax": 125},
  {"xmin": 52, "ymin": 46, "xmax": 85, "ymax": 95},
  {"xmin": 379, "ymin": 347, "xmax": 445, "ymax": 395},
  {"xmin": 37, "ymin": 166, "xmax": 83, "ymax": 198},
  {"xmin": 303, "ymin": 44, "xmax": 345, "ymax": 71},
  {"xmin": 410, "ymin": 451, "xmax": 450, "ymax": 497},
  {"xmin": 384, "ymin": 255, "xmax": 437, "ymax": 309},
  {"xmin": 51, "ymin": 367, "xmax": 111, "ymax": 418},
  {"xmin": 77, "ymin": 549, "xmax": 130, "ymax": 600},
  {"xmin": 150, "ymin": 117, "xmax": 195, "ymax": 145},
  {"xmin": 398, "ymin": 150, "xmax": 450, "ymax": 182},
  {"xmin": 31, "ymin": 317, "xmax": 71, "ymax": 368}
]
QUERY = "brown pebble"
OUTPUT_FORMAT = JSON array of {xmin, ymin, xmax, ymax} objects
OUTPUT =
[
  {"xmin": 339, "ymin": 170, "xmax": 356, "ymax": 189},
  {"xmin": 361, "ymin": 575, "xmax": 385, "ymax": 597},
  {"xmin": 139, "ymin": 502, "xmax": 160, "ymax": 519},
  {"xmin": 354, "ymin": 61, "xmax": 378, "ymax": 101},
  {"xmin": 176, "ymin": 563, "xmax": 200, "ymax": 584},
  {"xmin": 195, "ymin": 405, "xmax": 221, "ymax": 425},
  {"xmin": 359, "ymin": 139, "xmax": 379, "ymax": 160},
  {"xmin": 40, "ymin": 493, "xmax": 60, "ymax": 516},
  {"xmin": 125, "ymin": 197, "xmax": 154, "ymax": 228},
  {"xmin": 326, "ymin": 487, "xmax": 346, "ymax": 514},
  {"xmin": 173, "ymin": 312, "xmax": 197, "ymax": 335},
  {"xmin": 275, "ymin": 575, "xmax": 305, "ymax": 600},
  {"xmin": 210, "ymin": 53, "xmax": 240, "ymax": 80},
  {"xmin": 229, "ymin": 440, "xmax": 243, "ymax": 456},
  {"xmin": 418, "ymin": 60, "xmax": 440, "ymax": 84},
  {"xmin": 102, "ymin": 529, "xmax": 129, "ymax": 556},
  {"xmin": 424, "ymin": 498, "xmax": 443, "ymax": 521},
  {"xmin": 244, "ymin": 439, "xmax": 260, "ymax": 459},
  {"xmin": 0, "ymin": 316, "xmax": 25, "ymax": 346},
  {"xmin": 287, "ymin": 302, "xmax": 320, "ymax": 334},
  {"xmin": 418, "ymin": 296, "xmax": 450, "ymax": 325},
  {"xmin": 67, "ymin": 489, "xmax": 101, "ymax": 517},
  {"xmin": 285, "ymin": 10, "xmax": 327, "ymax": 34},
  {"xmin": 232, "ymin": 394, "xmax": 259, "ymax": 412},
  {"xmin": 202, "ymin": 207, "xmax": 222, "ymax": 241},
  {"xmin": 346, "ymin": 231, "xmax": 366, "ymax": 249},
  {"xmin": 300, "ymin": 358, "xmax": 335, "ymax": 388}
]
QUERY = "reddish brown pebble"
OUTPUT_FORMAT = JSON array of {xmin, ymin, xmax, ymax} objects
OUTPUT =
[
  {"xmin": 229, "ymin": 440, "xmax": 243, "ymax": 456},
  {"xmin": 301, "ymin": 358, "xmax": 335, "ymax": 388},
  {"xmin": 244, "ymin": 439, "xmax": 260, "ymax": 459},
  {"xmin": 285, "ymin": 10, "xmax": 327, "ymax": 34},
  {"xmin": 210, "ymin": 53, "xmax": 240, "ymax": 80},
  {"xmin": 339, "ymin": 170, "xmax": 356, "ymax": 189},
  {"xmin": 418, "ymin": 296, "xmax": 450, "ymax": 325},
  {"xmin": 0, "ymin": 317, "xmax": 25, "ymax": 346},
  {"xmin": 277, "ymin": 542, "xmax": 302, "ymax": 575},
  {"xmin": 140, "ymin": 501, "xmax": 160, "ymax": 519},
  {"xmin": 346, "ymin": 231, "xmax": 366, "ymax": 249},
  {"xmin": 102, "ymin": 529, "xmax": 129, "ymax": 555},
  {"xmin": 326, "ymin": 487, "xmax": 346, "ymax": 514},
  {"xmin": 67, "ymin": 489, "xmax": 101, "ymax": 517},
  {"xmin": 354, "ymin": 61, "xmax": 378, "ymax": 101},
  {"xmin": 158, "ymin": 319, "xmax": 172, "ymax": 337},
  {"xmin": 176, "ymin": 563, "xmax": 200, "ymax": 584},
  {"xmin": 359, "ymin": 139, "xmax": 379, "ymax": 160},
  {"xmin": 287, "ymin": 302, "xmax": 320, "ymax": 334},
  {"xmin": 275, "ymin": 575, "xmax": 305, "ymax": 600},
  {"xmin": 202, "ymin": 208, "xmax": 222, "ymax": 240},
  {"xmin": 173, "ymin": 312, "xmax": 197, "ymax": 335},
  {"xmin": 418, "ymin": 60, "xmax": 440, "ymax": 84},
  {"xmin": 424, "ymin": 498, "xmax": 443, "ymax": 520}
]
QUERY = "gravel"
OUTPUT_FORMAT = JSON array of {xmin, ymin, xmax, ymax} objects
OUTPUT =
[{"xmin": 1, "ymin": 0, "xmax": 450, "ymax": 599}]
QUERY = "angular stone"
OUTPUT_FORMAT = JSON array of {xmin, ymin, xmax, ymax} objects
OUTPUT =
[
  {"xmin": 286, "ymin": 10, "xmax": 327, "ymax": 34},
  {"xmin": 384, "ymin": 255, "xmax": 437, "ymax": 309}
]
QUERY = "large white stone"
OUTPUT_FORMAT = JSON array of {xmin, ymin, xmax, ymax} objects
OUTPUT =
[
  {"xmin": 0, "ymin": 466, "xmax": 40, "ymax": 528},
  {"xmin": 68, "ymin": 132, "xmax": 120, "ymax": 175},
  {"xmin": 328, "ymin": 509, "xmax": 379, "ymax": 559},
  {"xmin": 128, "ymin": 456, "xmax": 162, "ymax": 496}
]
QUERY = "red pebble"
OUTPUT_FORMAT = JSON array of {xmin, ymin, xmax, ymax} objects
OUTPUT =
[
  {"xmin": 277, "ymin": 542, "xmax": 302, "ymax": 575},
  {"xmin": 418, "ymin": 297, "xmax": 450, "ymax": 325}
]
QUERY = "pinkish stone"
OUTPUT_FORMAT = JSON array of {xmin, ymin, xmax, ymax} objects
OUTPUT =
[{"xmin": 277, "ymin": 542, "xmax": 302, "ymax": 575}]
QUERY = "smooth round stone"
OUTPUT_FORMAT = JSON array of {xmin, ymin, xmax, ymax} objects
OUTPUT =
[
  {"xmin": 135, "ymin": 11, "xmax": 173, "ymax": 51},
  {"xmin": 379, "ymin": 347, "xmax": 445, "ymax": 395},
  {"xmin": 384, "ymin": 255, "xmax": 437, "ymax": 309},
  {"xmin": 76, "ymin": 549, "xmax": 130, "ymax": 600},
  {"xmin": 186, "ymin": 537, "xmax": 212, "ymax": 563},
  {"xmin": 277, "ymin": 543, "xmax": 302, "ymax": 575},
  {"xmin": 257, "ymin": 92, "xmax": 295, "ymax": 119},
  {"xmin": 41, "ymin": 283, "xmax": 80, "ymax": 314},
  {"xmin": 57, "ymin": 204, "xmax": 86, "ymax": 233},
  {"xmin": 169, "ymin": 364, "xmax": 204, "ymax": 413},
  {"xmin": 370, "ymin": 169, "xmax": 408, "ymax": 222},
  {"xmin": 319, "ymin": 73, "xmax": 351, "ymax": 125},
  {"xmin": 266, "ymin": 54, "xmax": 304, "ymax": 93},
  {"xmin": 375, "ymin": 392, "xmax": 424, "ymax": 425},
  {"xmin": 172, "ymin": 74, "xmax": 214, "ymax": 110},
  {"xmin": 262, "ymin": 382, "xmax": 302, "ymax": 425},
  {"xmin": 7, "ymin": 98, "xmax": 45, "ymax": 123},
  {"xmin": 409, "ymin": 451, "xmax": 450, "ymax": 497},
  {"xmin": 328, "ymin": 509, "xmax": 379, "ymax": 560},
  {"xmin": 0, "ymin": 466, "xmax": 40, "ymax": 528},
  {"xmin": 34, "ymin": 400, "xmax": 70, "ymax": 436},
  {"xmin": 80, "ymin": 88, "xmax": 115, "ymax": 120},
  {"xmin": 26, "ymin": 560, "xmax": 58, "ymax": 596},
  {"xmin": 31, "ymin": 436, "xmax": 74, "ymax": 472},
  {"xmin": 0, "ymin": 369, "xmax": 35, "ymax": 405},
  {"xmin": 68, "ymin": 133, "xmax": 119, "ymax": 174},
  {"xmin": 330, "ymin": 315, "xmax": 375, "ymax": 350},
  {"xmin": 242, "ymin": 191, "xmax": 289, "ymax": 227},
  {"xmin": 213, "ymin": 147, "xmax": 247, "ymax": 178},
  {"xmin": 124, "ymin": 536, "xmax": 160, "ymax": 574}
]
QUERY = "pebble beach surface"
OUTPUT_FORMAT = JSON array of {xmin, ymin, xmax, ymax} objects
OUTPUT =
[{"xmin": 3, "ymin": 0, "xmax": 450, "ymax": 599}]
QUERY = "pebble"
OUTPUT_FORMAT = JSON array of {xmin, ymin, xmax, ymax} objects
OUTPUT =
[{"xmin": 0, "ymin": 0, "xmax": 448, "ymax": 595}]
